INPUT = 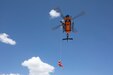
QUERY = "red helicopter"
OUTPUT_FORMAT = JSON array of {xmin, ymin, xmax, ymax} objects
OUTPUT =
[{"xmin": 53, "ymin": 8, "xmax": 85, "ymax": 41}]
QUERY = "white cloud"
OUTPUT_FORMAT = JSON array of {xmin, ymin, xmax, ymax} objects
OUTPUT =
[
  {"xmin": 22, "ymin": 57, "xmax": 55, "ymax": 75},
  {"xmin": 49, "ymin": 9, "xmax": 60, "ymax": 18},
  {"xmin": 0, "ymin": 33, "xmax": 16, "ymax": 45},
  {"xmin": 0, "ymin": 73, "xmax": 20, "ymax": 75}
]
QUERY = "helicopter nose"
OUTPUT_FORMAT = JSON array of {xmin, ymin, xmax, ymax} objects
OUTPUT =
[{"xmin": 66, "ymin": 15, "xmax": 69, "ymax": 17}]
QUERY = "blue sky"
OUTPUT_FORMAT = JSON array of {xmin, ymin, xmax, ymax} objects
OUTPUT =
[{"xmin": 0, "ymin": 0, "xmax": 113, "ymax": 75}]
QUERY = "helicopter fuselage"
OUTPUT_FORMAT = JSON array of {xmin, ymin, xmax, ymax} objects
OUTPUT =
[{"xmin": 63, "ymin": 16, "xmax": 72, "ymax": 34}]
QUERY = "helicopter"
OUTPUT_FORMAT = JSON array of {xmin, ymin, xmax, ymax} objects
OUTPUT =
[{"xmin": 53, "ymin": 8, "xmax": 85, "ymax": 41}]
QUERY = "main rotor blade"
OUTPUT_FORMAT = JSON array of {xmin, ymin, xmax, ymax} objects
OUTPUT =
[
  {"xmin": 54, "ymin": 8, "xmax": 64, "ymax": 18},
  {"xmin": 72, "ymin": 11, "xmax": 85, "ymax": 20},
  {"xmin": 72, "ymin": 22, "xmax": 78, "ymax": 34},
  {"xmin": 52, "ymin": 25, "xmax": 62, "ymax": 30}
]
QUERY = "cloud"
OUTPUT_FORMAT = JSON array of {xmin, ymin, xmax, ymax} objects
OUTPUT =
[
  {"xmin": 49, "ymin": 9, "xmax": 60, "ymax": 18},
  {"xmin": 0, "ymin": 33, "xmax": 16, "ymax": 45},
  {"xmin": 0, "ymin": 73, "xmax": 20, "ymax": 75},
  {"xmin": 22, "ymin": 57, "xmax": 55, "ymax": 75}
]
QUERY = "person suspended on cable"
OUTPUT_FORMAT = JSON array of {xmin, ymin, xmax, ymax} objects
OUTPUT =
[{"xmin": 58, "ymin": 60, "xmax": 63, "ymax": 68}]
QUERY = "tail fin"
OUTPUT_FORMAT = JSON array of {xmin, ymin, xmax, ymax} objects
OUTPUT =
[
  {"xmin": 62, "ymin": 33, "xmax": 73, "ymax": 41},
  {"xmin": 62, "ymin": 38, "xmax": 73, "ymax": 40}
]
